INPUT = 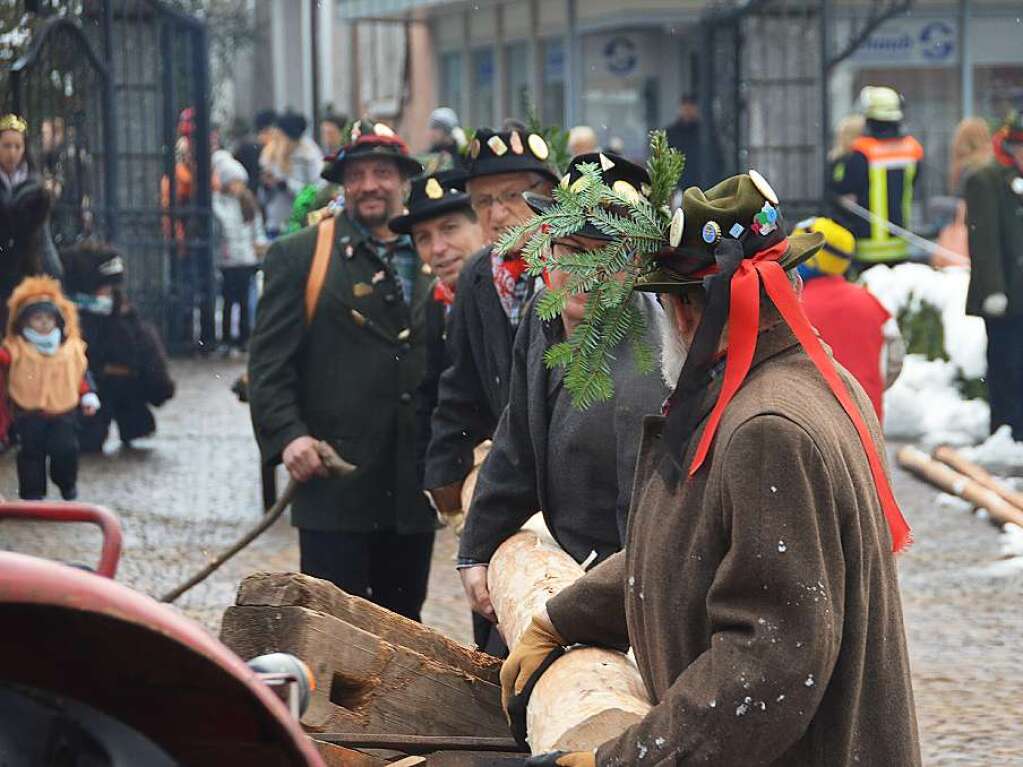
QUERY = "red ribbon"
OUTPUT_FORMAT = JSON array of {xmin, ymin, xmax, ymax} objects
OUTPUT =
[
  {"xmin": 433, "ymin": 281, "xmax": 455, "ymax": 306},
  {"xmin": 687, "ymin": 241, "xmax": 911, "ymax": 553}
]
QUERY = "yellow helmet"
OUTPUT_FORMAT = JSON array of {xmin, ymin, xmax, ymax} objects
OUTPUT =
[{"xmin": 794, "ymin": 217, "xmax": 855, "ymax": 279}]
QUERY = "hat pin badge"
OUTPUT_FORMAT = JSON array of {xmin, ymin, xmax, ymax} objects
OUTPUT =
[
  {"xmin": 702, "ymin": 221, "xmax": 722, "ymax": 245},
  {"xmin": 509, "ymin": 131, "xmax": 525, "ymax": 155},
  {"xmin": 669, "ymin": 208, "xmax": 685, "ymax": 248},
  {"xmin": 613, "ymin": 179, "xmax": 641, "ymax": 203},
  {"xmin": 748, "ymin": 169, "xmax": 779, "ymax": 205},
  {"xmin": 527, "ymin": 133, "xmax": 550, "ymax": 160},
  {"xmin": 599, "ymin": 153, "xmax": 616, "ymax": 172},
  {"xmin": 487, "ymin": 134, "xmax": 509, "ymax": 156},
  {"xmin": 373, "ymin": 122, "xmax": 395, "ymax": 138},
  {"xmin": 1012, "ymin": 177, "xmax": 1023, "ymax": 196},
  {"xmin": 425, "ymin": 177, "xmax": 444, "ymax": 199}
]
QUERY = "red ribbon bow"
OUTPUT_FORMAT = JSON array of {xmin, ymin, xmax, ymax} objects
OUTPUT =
[{"xmin": 688, "ymin": 240, "xmax": 911, "ymax": 553}]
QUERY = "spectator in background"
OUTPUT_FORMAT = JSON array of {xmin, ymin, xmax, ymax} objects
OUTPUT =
[
  {"xmin": 235, "ymin": 110, "xmax": 278, "ymax": 197},
  {"xmin": 795, "ymin": 216, "xmax": 904, "ymax": 422},
  {"xmin": 320, "ymin": 112, "xmax": 347, "ymax": 158},
  {"xmin": 259, "ymin": 111, "xmax": 323, "ymax": 237},
  {"xmin": 567, "ymin": 125, "xmax": 599, "ymax": 156},
  {"xmin": 422, "ymin": 107, "xmax": 467, "ymax": 173},
  {"xmin": 949, "ymin": 117, "xmax": 992, "ymax": 195},
  {"xmin": 213, "ymin": 157, "xmax": 267, "ymax": 353},
  {"xmin": 665, "ymin": 94, "xmax": 719, "ymax": 188},
  {"xmin": 828, "ymin": 114, "xmax": 865, "ymax": 177}
]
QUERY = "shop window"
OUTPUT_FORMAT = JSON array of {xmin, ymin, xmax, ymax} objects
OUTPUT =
[
  {"xmin": 472, "ymin": 48, "xmax": 495, "ymax": 128},
  {"xmin": 505, "ymin": 41, "xmax": 531, "ymax": 123},
  {"xmin": 439, "ymin": 51, "xmax": 463, "ymax": 116},
  {"xmin": 542, "ymin": 39, "xmax": 565, "ymax": 127}
]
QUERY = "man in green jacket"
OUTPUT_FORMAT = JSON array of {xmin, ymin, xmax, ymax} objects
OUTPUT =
[
  {"xmin": 965, "ymin": 111, "xmax": 1023, "ymax": 440},
  {"xmin": 247, "ymin": 121, "xmax": 437, "ymax": 621}
]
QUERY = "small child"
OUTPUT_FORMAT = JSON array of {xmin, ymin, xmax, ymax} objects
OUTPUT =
[
  {"xmin": 0, "ymin": 276, "xmax": 98, "ymax": 499},
  {"xmin": 61, "ymin": 242, "xmax": 175, "ymax": 453}
]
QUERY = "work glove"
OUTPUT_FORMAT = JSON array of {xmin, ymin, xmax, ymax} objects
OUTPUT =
[
  {"xmin": 983, "ymin": 292, "xmax": 1009, "ymax": 317},
  {"xmin": 428, "ymin": 481, "xmax": 464, "ymax": 517},
  {"xmin": 525, "ymin": 751, "xmax": 596, "ymax": 767},
  {"xmin": 501, "ymin": 613, "xmax": 566, "ymax": 746}
]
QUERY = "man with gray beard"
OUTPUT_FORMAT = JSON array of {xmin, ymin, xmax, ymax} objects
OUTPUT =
[{"xmin": 503, "ymin": 173, "xmax": 919, "ymax": 767}]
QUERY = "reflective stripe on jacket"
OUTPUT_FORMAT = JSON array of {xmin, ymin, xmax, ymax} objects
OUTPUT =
[{"xmin": 851, "ymin": 135, "xmax": 924, "ymax": 263}]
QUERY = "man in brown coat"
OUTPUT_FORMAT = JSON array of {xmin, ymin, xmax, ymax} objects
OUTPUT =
[{"xmin": 503, "ymin": 174, "xmax": 919, "ymax": 766}]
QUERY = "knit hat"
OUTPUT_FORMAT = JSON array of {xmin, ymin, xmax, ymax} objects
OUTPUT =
[
  {"xmin": 321, "ymin": 119, "xmax": 423, "ymax": 183},
  {"xmin": 254, "ymin": 110, "xmax": 278, "ymax": 132},
  {"xmin": 429, "ymin": 107, "xmax": 460, "ymax": 134},
  {"xmin": 60, "ymin": 242, "xmax": 126, "ymax": 295},
  {"xmin": 277, "ymin": 111, "xmax": 308, "ymax": 141},
  {"xmin": 794, "ymin": 217, "xmax": 855, "ymax": 280},
  {"xmin": 459, "ymin": 127, "xmax": 559, "ymax": 185},
  {"xmin": 389, "ymin": 170, "xmax": 472, "ymax": 235},
  {"xmin": 859, "ymin": 86, "xmax": 903, "ymax": 122}
]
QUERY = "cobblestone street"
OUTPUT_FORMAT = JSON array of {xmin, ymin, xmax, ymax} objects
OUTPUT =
[{"xmin": 1, "ymin": 357, "xmax": 1020, "ymax": 765}]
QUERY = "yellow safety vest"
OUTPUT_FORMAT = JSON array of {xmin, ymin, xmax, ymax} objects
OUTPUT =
[{"xmin": 851, "ymin": 135, "xmax": 924, "ymax": 263}]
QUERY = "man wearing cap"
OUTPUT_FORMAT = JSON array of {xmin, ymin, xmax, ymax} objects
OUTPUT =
[
  {"xmin": 423, "ymin": 107, "xmax": 467, "ymax": 173},
  {"xmin": 964, "ymin": 111, "xmax": 1023, "ymax": 441},
  {"xmin": 503, "ymin": 173, "xmax": 919, "ymax": 766},
  {"xmin": 388, "ymin": 170, "xmax": 484, "ymax": 494},
  {"xmin": 248, "ymin": 120, "xmax": 437, "ymax": 621},
  {"xmin": 795, "ymin": 216, "xmax": 904, "ymax": 421},
  {"xmin": 829, "ymin": 86, "xmax": 924, "ymax": 268},
  {"xmin": 457, "ymin": 153, "xmax": 667, "ymax": 622}
]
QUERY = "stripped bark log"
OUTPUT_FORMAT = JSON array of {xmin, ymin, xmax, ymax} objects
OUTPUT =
[
  {"xmin": 898, "ymin": 446, "xmax": 1023, "ymax": 528},
  {"xmin": 488, "ymin": 531, "xmax": 652, "ymax": 754},
  {"xmin": 461, "ymin": 441, "xmax": 493, "ymax": 513},
  {"xmin": 932, "ymin": 445, "xmax": 1023, "ymax": 512}
]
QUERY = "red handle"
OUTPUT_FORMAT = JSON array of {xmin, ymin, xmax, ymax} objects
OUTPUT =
[{"xmin": 0, "ymin": 502, "xmax": 123, "ymax": 578}]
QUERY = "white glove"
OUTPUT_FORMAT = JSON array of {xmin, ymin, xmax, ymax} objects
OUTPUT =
[
  {"xmin": 983, "ymin": 293, "xmax": 1009, "ymax": 317},
  {"xmin": 81, "ymin": 392, "xmax": 101, "ymax": 411}
]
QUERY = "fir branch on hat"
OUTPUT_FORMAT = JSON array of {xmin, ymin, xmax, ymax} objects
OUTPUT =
[
  {"xmin": 494, "ymin": 131, "xmax": 685, "ymax": 407},
  {"xmin": 526, "ymin": 110, "xmax": 571, "ymax": 175}
]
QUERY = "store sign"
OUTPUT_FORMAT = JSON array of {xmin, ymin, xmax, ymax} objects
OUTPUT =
[
  {"xmin": 603, "ymin": 35, "xmax": 639, "ymax": 76},
  {"xmin": 852, "ymin": 19, "xmax": 958, "ymax": 66}
]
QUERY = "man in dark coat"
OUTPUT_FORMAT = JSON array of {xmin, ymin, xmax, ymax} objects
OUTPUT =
[
  {"xmin": 457, "ymin": 153, "xmax": 668, "ymax": 622},
  {"xmin": 247, "ymin": 120, "xmax": 436, "ymax": 622},
  {"xmin": 964, "ymin": 111, "xmax": 1023, "ymax": 440},
  {"xmin": 504, "ymin": 173, "xmax": 919, "ymax": 767},
  {"xmin": 665, "ymin": 95, "xmax": 719, "ymax": 189},
  {"xmin": 423, "ymin": 128, "xmax": 558, "ymax": 644},
  {"xmin": 388, "ymin": 170, "xmax": 483, "ymax": 492}
]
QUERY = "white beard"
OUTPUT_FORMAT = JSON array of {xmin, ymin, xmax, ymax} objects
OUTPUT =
[{"xmin": 656, "ymin": 300, "xmax": 689, "ymax": 390}]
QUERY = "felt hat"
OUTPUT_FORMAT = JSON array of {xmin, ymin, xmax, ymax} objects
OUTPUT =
[
  {"xmin": 60, "ymin": 242, "xmax": 126, "ymax": 295},
  {"xmin": 860, "ymin": 86, "xmax": 903, "ymax": 123},
  {"xmin": 277, "ymin": 111, "xmax": 308, "ymax": 141},
  {"xmin": 388, "ymin": 170, "xmax": 472, "ymax": 235},
  {"xmin": 636, "ymin": 172, "xmax": 824, "ymax": 292},
  {"xmin": 794, "ymin": 217, "xmax": 855, "ymax": 280},
  {"xmin": 459, "ymin": 127, "xmax": 559, "ymax": 185},
  {"xmin": 525, "ymin": 151, "xmax": 651, "ymax": 241},
  {"xmin": 321, "ymin": 119, "xmax": 423, "ymax": 183}
]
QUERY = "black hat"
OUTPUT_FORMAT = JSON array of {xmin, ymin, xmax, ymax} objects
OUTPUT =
[
  {"xmin": 460, "ymin": 127, "xmax": 559, "ymax": 185},
  {"xmin": 321, "ymin": 119, "xmax": 424, "ymax": 183},
  {"xmin": 388, "ymin": 170, "xmax": 472, "ymax": 235},
  {"xmin": 254, "ymin": 110, "xmax": 278, "ymax": 132},
  {"xmin": 277, "ymin": 111, "xmax": 308, "ymax": 141},
  {"xmin": 60, "ymin": 242, "xmax": 126, "ymax": 295},
  {"xmin": 525, "ymin": 151, "xmax": 651, "ymax": 241}
]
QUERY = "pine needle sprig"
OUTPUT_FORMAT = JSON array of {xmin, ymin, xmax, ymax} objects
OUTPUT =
[{"xmin": 646, "ymin": 129, "xmax": 686, "ymax": 209}]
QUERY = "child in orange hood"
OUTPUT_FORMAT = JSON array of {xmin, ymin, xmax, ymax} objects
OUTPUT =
[{"xmin": 1, "ymin": 276, "xmax": 98, "ymax": 499}]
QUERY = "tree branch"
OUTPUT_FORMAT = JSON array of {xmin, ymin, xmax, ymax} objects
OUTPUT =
[{"xmin": 825, "ymin": 0, "xmax": 914, "ymax": 72}]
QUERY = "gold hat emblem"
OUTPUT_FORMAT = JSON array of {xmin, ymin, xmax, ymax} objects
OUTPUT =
[
  {"xmin": 425, "ymin": 177, "xmax": 444, "ymax": 199},
  {"xmin": 509, "ymin": 131, "xmax": 525, "ymax": 155},
  {"xmin": 0, "ymin": 114, "xmax": 28, "ymax": 134},
  {"xmin": 527, "ymin": 133, "xmax": 549, "ymax": 160},
  {"xmin": 612, "ymin": 179, "xmax": 641, "ymax": 203},
  {"xmin": 748, "ymin": 169, "xmax": 779, "ymax": 205},
  {"xmin": 560, "ymin": 173, "xmax": 571, "ymax": 189},
  {"xmin": 469, "ymin": 138, "xmax": 481, "ymax": 159},
  {"xmin": 487, "ymin": 135, "xmax": 509, "ymax": 156},
  {"xmin": 669, "ymin": 208, "xmax": 685, "ymax": 248},
  {"xmin": 373, "ymin": 122, "xmax": 396, "ymax": 137}
]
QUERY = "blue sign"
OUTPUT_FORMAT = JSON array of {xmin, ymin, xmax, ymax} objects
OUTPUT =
[
  {"xmin": 853, "ymin": 18, "xmax": 958, "ymax": 66},
  {"xmin": 604, "ymin": 36, "xmax": 638, "ymax": 76}
]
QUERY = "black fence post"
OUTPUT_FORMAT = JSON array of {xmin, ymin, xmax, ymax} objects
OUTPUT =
[
  {"xmin": 192, "ymin": 21, "xmax": 214, "ymax": 352},
  {"xmin": 101, "ymin": 0, "xmax": 119, "ymax": 242}
]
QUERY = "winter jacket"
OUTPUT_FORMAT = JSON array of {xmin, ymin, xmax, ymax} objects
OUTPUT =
[
  {"xmin": 459, "ymin": 290, "xmax": 667, "ymax": 566},
  {"xmin": 0, "ymin": 166, "xmax": 63, "ymax": 303},
  {"xmin": 260, "ymin": 141, "xmax": 323, "ymax": 235},
  {"xmin": 964, "ymin": 158, "xmax": 1023, "ymax": 317},
  {"xmin": 546, "ymin": 317, "xmax": 920, "ymax": 767},
  {"xmin": 213, "ymin": 191, "xmax": 268, "ymax": 268}
]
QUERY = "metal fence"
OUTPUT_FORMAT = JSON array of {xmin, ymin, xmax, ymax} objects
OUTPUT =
[{"xmin": 8, "ymin": 0, "xmax": 212, "ymax": 353}]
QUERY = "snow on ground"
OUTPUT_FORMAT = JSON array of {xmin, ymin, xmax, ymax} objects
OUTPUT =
[
  {"xmin": 960, "ymin": 426, "xmax": 1023, "ymax": 472},
  {"xmin": 1000, "ymin": 523, "xmax": 1023, "ymax": 559}
]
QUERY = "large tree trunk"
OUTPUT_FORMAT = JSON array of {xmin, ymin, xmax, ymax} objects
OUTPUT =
[{"xmin": 487, "ymin": 532, "xmax": 652, "ymax": 754}]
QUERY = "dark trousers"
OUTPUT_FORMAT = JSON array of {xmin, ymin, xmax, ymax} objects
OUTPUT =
[
  {"xmin": 220, "ymin": 265, "xmax": 257, "ymax": 347},
  {"xmin": 985, "ymin": 316, "xmax": 1023, "ymax": 440},
  {"xmin": 16, "ymin": 412, "xmax": 79, "ymax": 500},
  {"xmin": 298, "ymin": 528, "xmax": 434, "ymax": 622}
]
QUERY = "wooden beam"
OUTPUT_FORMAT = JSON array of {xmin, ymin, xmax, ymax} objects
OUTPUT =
[
  {"xmin": 488, "ymin": 532, "xmax": 652, "ymax": 754},
  {"xmin": 220, "ymin": 604, "xmax": 508, "ymax": 738},
  {"xmin": 932, "ymin": 445, "xmax": 1023, "ymax": 512}
]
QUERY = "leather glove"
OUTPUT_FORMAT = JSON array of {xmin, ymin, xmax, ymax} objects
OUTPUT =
[
  {"xmin": 983, "ymin": 292, "xmax": 1009, "ymax": 317},
  {"xmin": 525, "ymin": 751, "xmax": 596, "ymax": 767},
  {"xmin": 501, "ymin": 613, "xmax": 566, "ymax": 746},
  {"xmin": 429, "ymin": 481, "xmax": 464, "ymax": 517}
]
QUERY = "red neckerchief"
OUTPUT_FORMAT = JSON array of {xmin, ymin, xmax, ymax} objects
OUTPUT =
[
  {"xmin": 686, "ymin": 239, "xmax": 911, "ymax": 553},
  {"xmin": 993, "ymin": 129, "xmax": 1023, "ymax": 172},
  {"xmin": 491, "ymin": 248, "xmax": 529, "ymax": 313},
  {"xmin": 433, "ymin": 280, "xmax": 455, "ymax": 306}
]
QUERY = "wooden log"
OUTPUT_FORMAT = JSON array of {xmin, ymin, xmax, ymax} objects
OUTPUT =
[
  {"xmin": 233, "ymin": 573, "xmax": 501, "ymax": 684},
  {"xmin": 461, "ymin": 441, "xmax": 493, "ymax": 513},
  {"xmin": 898, "ymin": 446, "xmax": 1023, "ymax": 528},
  {"xmin": 312, "ymin": 741, "xmax": 386, "ymax": 767},
  {"xmin": 933, "ymin": 445, "xmax": 1023, "ymax": 512},
  {"xmin": 219, "ymin": 604, "xmax": 508, "ymax": 738},
  {"xmin": 488, "ymin": 531, "xmax": 652, "ymax": 754}
]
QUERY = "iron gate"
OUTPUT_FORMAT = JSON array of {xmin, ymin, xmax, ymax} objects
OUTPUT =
[{"xmin": 7, "ymin": 0, "xmax": 212, "ymax": 353}]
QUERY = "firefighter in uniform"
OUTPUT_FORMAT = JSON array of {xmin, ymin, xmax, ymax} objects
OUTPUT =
[{"xmin": 830, "ymin": 86, "xmax": 924, "ymax": 268}]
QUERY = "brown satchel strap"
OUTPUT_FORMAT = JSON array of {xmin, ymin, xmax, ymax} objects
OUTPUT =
[{"xmin": 305, "ymin": 215, "xmax": 336, "ymax": 325}]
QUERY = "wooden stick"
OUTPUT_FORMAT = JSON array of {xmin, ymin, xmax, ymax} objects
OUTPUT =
[
  {"xmin": 897, "ymin": 446, "xmax": 1023, "ymax": 528},
  {"xmin": 312, "ymin": 734, "xmax": 525, "ymax": 754},
  {"xmin": 488, "ymin": 531, "xmax": 652, "ymax": 754},
  {"xmin": 160, "ymin": 442, "xmax": 355, "ymax": 603},
  {"xmin": 932, "ymin": 445, "xmax": 1023, "ymax": 513}
]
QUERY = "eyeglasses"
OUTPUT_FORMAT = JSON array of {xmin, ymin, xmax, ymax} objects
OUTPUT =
[{"xmin": 470, "ymin": 180, "xmax": 544, "ymax": 212}]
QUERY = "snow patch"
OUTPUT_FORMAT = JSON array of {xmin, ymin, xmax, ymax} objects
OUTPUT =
[
  {"xmin": 1000, "ymin": 524, "xmax": 1023, "ymax": 560},
  {"xmin": 935, "ymin": 492, "xmax": 973, "ymax": 512},
  {"xmin": 960, "ymin": 426, "xmax": 1023, "ymax": 472}
]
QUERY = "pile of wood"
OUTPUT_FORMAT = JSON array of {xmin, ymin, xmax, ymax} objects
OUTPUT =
[{"xmin": 897, "ymin": 444, "xmax": 1023, "ymax": 526}]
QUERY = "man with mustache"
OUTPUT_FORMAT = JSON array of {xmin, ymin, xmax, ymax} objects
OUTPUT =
[
  {"xmin": 248, "ymin": 121, "xmax": 439, "ymax": 622},
  {"xmin": 422, "ymin": 128, "xmax": 557, "ymax": 651}
]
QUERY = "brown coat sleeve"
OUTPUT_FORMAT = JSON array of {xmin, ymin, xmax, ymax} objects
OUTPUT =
[
  {"xmin": 596, "ymin": 414, "xmax": 846, "ymax": 766},
  {"xmin": 546, "ymin": 551, "xmax": 630, "ymax": 652}
]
